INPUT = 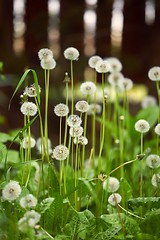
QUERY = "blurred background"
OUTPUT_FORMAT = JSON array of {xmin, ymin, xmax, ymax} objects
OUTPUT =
[{"xmin": 0, "ymin": 0, "xmax": 160, "ymax": 137}]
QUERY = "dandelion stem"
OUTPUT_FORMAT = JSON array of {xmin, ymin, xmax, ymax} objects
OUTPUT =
[
  {"xmin": 156, "ymin": 80, "xmax": 160, "ymax": 122},
  {"xmin": 70, "ymin": 60, "xmax": 74, "ymax": 114},
  {"xmin": 107, "ymin": 158, "xmax": 137, "ymax": 177},
  {"xmin": 115, "ymin": 202, "xmax": 126, "ymax": 240},
  {"xmin": 140, "ymin": 133, "xmax": 143, "ymax": 198},
  {"xmin": 118, "ymin": 204, "xmax": 145, "ymax": 220},
  {"xmin": 98, "ymin": 73, "xmax": 105, "ymax": 171},
  {"xmin": 59, "ymin": 116, "xmax": 62, "ymax": 145},
  {"xmin": 44, "ymin": 69, "xmax": 50, "ymax": 158}
]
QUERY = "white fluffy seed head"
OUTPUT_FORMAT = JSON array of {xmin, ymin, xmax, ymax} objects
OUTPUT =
[
  {"xmin": 52, "ymin": 145, "xmax": 69, "ymax": 160},
  {"xmin": 87, "ymin": 103, "xmax": 102, "ymax": 115},
  {"xmin": 21, "ymin": 136, "xmax": 36, "ymax": 149},
  {"xmin": 54, "ymin": 103, "xmax": 69, "ymax": 117},
  {"xmin": 141, "ymin": 95, "xmax": 157, "ymax": 109},
  {"xmin": 24, "ymin": 210, "xmax": 41, "ymax": 225},
  {"xmin": 104, "ymin": 57, "xmax": 122, "ymax": 72},
  {"xmin": 24, "ymin": 84, "xmax": 41, "ymax": 98},
  {"xmin": 135, "ymin": 119, "xmax": 150, "ymax": 133},
  {"xmin": 73, "ymin": 136, "xmax": 88, "ymax": 145},
  {"xmin": 75, "ymin": 100, "xmax": 89, "ymax": 113},
  {"xmin": 148, "ymin": 66, "xmax": 160, "ymax": 81},
  {"xmin": 155, "ymin": 123, "xmax": 160, "ymax": 136},
  {"xmin": 36, "ymin": 137, "xmax": 52, "ymax": 155},
  {"xmin": 108, "ymin": 72, "xmax": 124, "ymax": 88},
  {"xmin": 20, "ymin": 194, "xmax": 37, "ymax": 209},
  {"xmin": 108, "ymin": 193, "xmax": 122, "ymax": 206},
  {"xmin": 64, "ymin": 47, "xmax": 79, "ymax": 60},
  {"xmin": 88, "ymin": 55, "xmax": 102, "ymax": 68},
  {"xmin": 20, "ymin": 102, "xmax": 37, "ymax": 116},
  {"xmin": 40, "ymin": 58, "xmax": 56, "ymax": 70},
  {"xmin": 118, "ymin": 78, "xmax": 133, "ymax": 91},
  {"xmin": 69, "ymin": 126, "xmax": 83, "ymax": 138},
  {"xmin": 38, "ymin": 48, "xmax": 53, "ymax": 61},
  {"xmin": 103, "ymin": 177, "xmax": 120, "ymax": 193},
  {"xmin": 2, "ymin": 181, "xmax": 22, "ymax": 202},
  {"xmin": 95, "ymin": 60, "xmax": 110, "ymax": 73},
  {"xmin": 67, "ymin": 114, "xmax": 82, "ymax": 128},
  {"xmin": 146, "ymin": 154, "xmax": 160, "ymax": 169},
  {"xmin": 151, "ymin": 173, "xmax": 160, "ymax": 187},
  {"xmin": 80, "ymin": 81, "xmax": 96, "ymax": 95}
]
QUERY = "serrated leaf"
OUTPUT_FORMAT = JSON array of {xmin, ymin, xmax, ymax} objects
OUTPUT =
[
  {"xmin": 40, "ymin": 197, "xmax": 55, "ymax": 214},
  {"xmin": 101, "ymin": 213, "xmax": 140, "ymax": 236},
  {"xmin": 136, "ymin": 233, "xmax": 158, "ymax": 240},
  {"xmin": 128, "ymin": 197, "xmax": 160, "ymax": 210},
  {"xmin": 95, "ymin": 225, "xmax": 121, "ymax": 240},
  {"xmin": 140, "ymin": 209, "xmax": 160, "ymax": 237},
  {"xmin": 0, "ymin": 142, "xmax": 7, "ymax": 162}
]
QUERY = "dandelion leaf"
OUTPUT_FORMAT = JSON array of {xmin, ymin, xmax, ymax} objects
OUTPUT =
[{"xmin": 140, "ymin": 208, "xmax": 160, "ymax": 237}]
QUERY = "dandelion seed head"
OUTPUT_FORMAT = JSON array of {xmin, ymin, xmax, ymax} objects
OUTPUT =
[
  {"xmin": 155, "ymin": 123, "xmax": 160, "ymax": 136},
  {"xmin": 151, "ymin": 173, "xmax": 160, "ymax": 187},
  {"xmin": 67, "ymin": 114, "xmax": 82, "ymax": 128},
  {"xmin": 75, "ymin": 100, "xmax": 89, "ymax": 113},
  {"xmin": 119, "ymin": 115, "xmax": 125, "ymax": 121},
  {"xmin": 135, "ymin": 119, "xmax": 150, "ymax": 133},
  {"xmin": 54, "ymin": 103, "xmax": 69, "ymax": 117},
  {"xmin": 31, "ymin": 162, "xmax": 40, "ymax": 183},
  {"xmin": 24, "ymin": 84, "xmax": 41, "ymax": 98},
  {"xmin": 88, "ymin": 55, "xmax": 102, "ymax": 68},
  {"xmin": 80, "ymin": 81, "xmax": 96, "ymax": 95},
  {"xmin": 141, "ymin": 95, "xmax": 157, "ymax": 109},
  {"xmin": 38, "ymin": 48, "xmax": 53, "ymax": 61},
  {"xmin": 95, "ymin": 60, "xmax": 110, "ymax": 73},
  {"xmin": 148, "ymin": 66, "xmax": 160, "ymax": 81},
  {"xmin": 40, "ymin": 58, "xmax": 56, "ymax": 70},
  {"xmin": 146, "ymin": 154, "xmax": 160, "ymax": 169},
  {"xmin": 64, "ymin": 47, "xmax": 79, "ymax": 61},
  {"xmin": 21, "ymin": 136, "xmax": 36, "ymax": 149},
  {"xmin": 87, "ymin": 103, "xmax": 102, "ymax": 115},
  {"xmin": 108, "ymin": 72, "xmax": 124, "ymax": 88},
  {"xmin": 108, "ymin": 193, "xmax": 122, "ymax": 206},
  {"xmin": 18, "ymin": 217, "xmax": 29, "ymax": 233},
  {"xmin": 104, "ymin": 57, "xmax": 122, "ymax": 72},
  {"xmin": 69, "ymin": 126, "xmax": 83, "ymax": 138},
  {"xmin": 36, "ymin": 137, "xmax": 52, "ymax": 155},
  {"xmin": 2, "ymin": 181, "xmax": 21, "ymax": 202},
  {"xmin": 20, "ymin": 194, "xmax": 37, "ymax": 209},
  {"xmin": 118, "ymin": 78, "xmax": 133, "ymax": 91},
  {"xmin": 103, "ymin": 177, "xmax": 120, "ymax": 193},
  {"xmin": 20, "ymin": 102, "xmax": 37, "ymax": 116},
  {"xmin": 73, "ymin": 136, "xmax": 88, "ymax": 145},
  {"xmin": 24, "ymin": 210, "xmax": 41, "ymax": 226},
  {"xmin": 52, "ymin": 145, "xmax": 69, "ymax": 160}
]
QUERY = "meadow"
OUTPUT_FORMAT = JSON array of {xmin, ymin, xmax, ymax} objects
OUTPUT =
[{"xmin": 0, "ymin": 47, "xmax": 160, "ymax": 239}]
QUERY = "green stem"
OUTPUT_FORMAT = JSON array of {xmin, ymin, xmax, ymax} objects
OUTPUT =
[
  {"xmin": 44, "ymin": 69, "xmax": 50, "ymax": 158},
  {"xmin": 70, "ymin": 60, "xmax": 74, "ymax": 114},
  {"xmin": 118, "ymin": 204, "xmax": 145, "ymax": 220},
  {"xmin": 82, "ymin": 111, "xmax": 88, "ymax": 174},
  {"xmin": 25, "ymin": 115, "xmax": 32, "ymax": 188},
  {"xmin": 156, "ymin": 80, "xmax": 160, "ymax": 122},
  {"xmin": 140, "ymin": 133, "xmax": 144, "ymax": 198},
  {"xmin": 59, "ymin": 116, "xmax": 62, "ymax": 145},
  {"xmin": 92, "ymin": 71, "xmax": 97, "ymax": 169},
  {"xmin": 98, "ymin": 73, "xmax": 105, "ymax": 172},
  {"xmin": 64, "ymin": 81, "xmax": 69, "ymax": 145}
]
